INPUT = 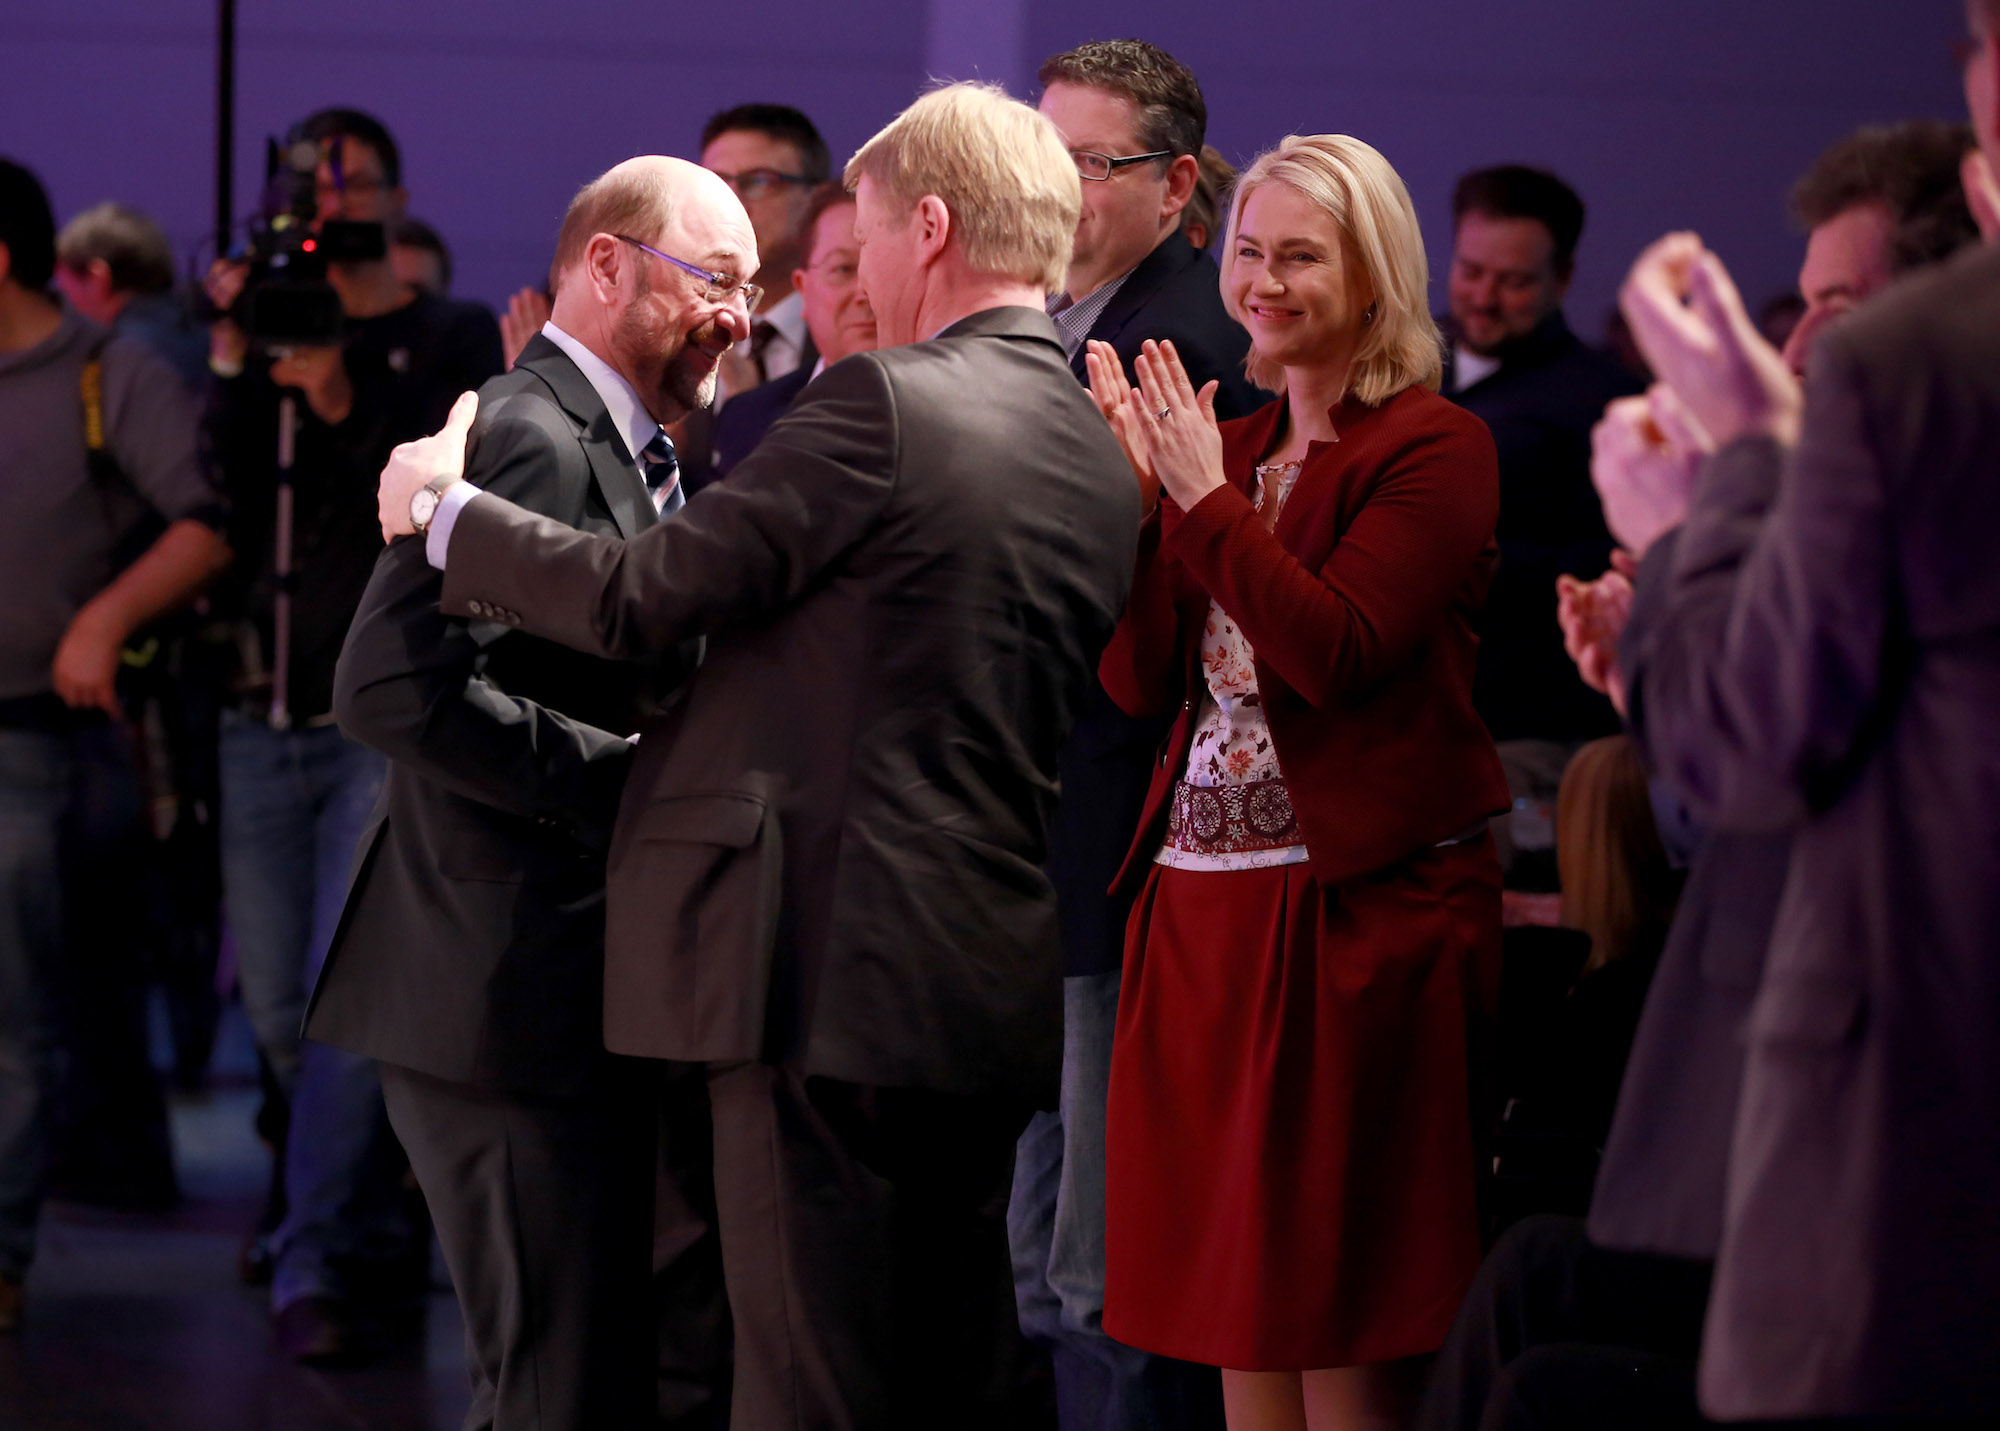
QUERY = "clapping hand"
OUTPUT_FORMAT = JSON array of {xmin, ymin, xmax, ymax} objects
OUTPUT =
[
  {"xmin": 1619, "ymin": 233, "xmax": 1801, "ymax": 450},
  {"xmin": 1556, "ymin": 551, "xmax": 1637, "ymax": 717},
  {"xmin": 379, "ymin": 390, "xmax": 478, "ymax": 541},
  {"xmin": 500, "ymin": 288, "xmax": 553, "ymax": 371},
  {"xmin": 1084, "ymin": 340, "xmax": 1158, "ymax": 506},
  {"xmin": 1590, "ymin": 384, "xmax": 1710, "ymax": 560},
  {"xmin": 1130, "ymin": 340, "xmax": 1226, "ymax": 511}
]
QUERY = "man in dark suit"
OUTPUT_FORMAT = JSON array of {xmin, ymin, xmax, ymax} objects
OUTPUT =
[
  {"xmin": 1014, "ymin": 39, "xmax": 1251, "ymax": 1431},
  {"xmin": 697, "ymin": 183, "xmax": 876, "ymax": 493},
  {"xmin": 377, "ymin": 87, "xmax": 1139, "ymax": 1430},
  {"xmin": 310, "ymin": 158, "xmax": 736, "ymax": 1430},
  {"xmin": 1441, "ymin": 165, "xmax": 1642, "ymax": 881}
]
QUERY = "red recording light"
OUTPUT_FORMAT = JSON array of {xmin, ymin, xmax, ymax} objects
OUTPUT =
[{"xmin": 303, "ymin": 239, "xmax": 317, "ymax": 252}]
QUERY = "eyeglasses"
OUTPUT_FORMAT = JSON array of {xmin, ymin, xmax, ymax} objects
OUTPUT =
[
  {"xmin": 1069, "ymin": 149, "xmax": 1174, "ymax": 182},
  {"xmin": 804, "ymin": 256, "xmax": 859, "ymax": 288},
  {"xmin": 709, "ymin": 168, "xmax": 814, "ymax": 201},
  {"xmin": 615, "ymin": 235, "xmax": 763, "ymax": 310}
]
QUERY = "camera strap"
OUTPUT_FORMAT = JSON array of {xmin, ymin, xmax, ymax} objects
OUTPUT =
[{"xmin": 79, "ymin": 333, "xmax": 167, "ymax": 674}]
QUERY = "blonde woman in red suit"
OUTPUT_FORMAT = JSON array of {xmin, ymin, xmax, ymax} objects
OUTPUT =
[{"xmin": 1086, "ymin": 133, "xmax": 1508, "ymax": 1431}]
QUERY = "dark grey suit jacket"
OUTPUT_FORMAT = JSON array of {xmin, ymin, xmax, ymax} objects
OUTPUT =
[
  {"xmin": 306, "ymin": 335, "xmax": 679, "ymax": 1096},
  {"xmin": 1588, "ymin": 528, "xmax": 1790, "ymax": 1262},
  {"xmin": 1638, "ymin": 242, "xmax": 2000, "ymax": 1421},
  {"xmin": 437, "ymin": 307, "xmax": 1140, "ymax": 1104}
]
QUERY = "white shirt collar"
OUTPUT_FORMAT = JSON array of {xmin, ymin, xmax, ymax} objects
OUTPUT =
[
  {"xmin": 539, "ymin": 320, "xmax": 661, "ymax": 467},
  {"xmin": 758, "ymin": 289, "xmax": 808, "ymax": 355},
  {"xmin": 1452, "ymin": 342, "xmax": 1503, "ymax": 393}
]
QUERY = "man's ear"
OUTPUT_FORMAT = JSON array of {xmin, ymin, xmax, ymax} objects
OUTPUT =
[
  {"xmin": 0, "ymin": 240, "xmax": 13, "ymax": 291},
  {"xmin": 913, "ymin": 195, "xmax": 952, "ymax": 268},
  {"xmin": 1160, "ymin": 153, "xmax": 1199, "ymax": 225},
  {"xmin": 582, "ymin": 232, "xmax": 625, "ymax": 302},
  {"xmin": 794, "ymin": 266, "xmax": 809, "ymax": 295}
]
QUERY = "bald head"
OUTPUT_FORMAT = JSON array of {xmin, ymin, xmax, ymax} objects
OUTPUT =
[{"xmin": 549, "ymin": 155, "xmax": 751, "ymax": 295}]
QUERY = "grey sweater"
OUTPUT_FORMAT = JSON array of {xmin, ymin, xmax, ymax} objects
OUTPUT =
[{"xmin": 0, "ymin": 306, "xmax": 219, "ymax": 701}]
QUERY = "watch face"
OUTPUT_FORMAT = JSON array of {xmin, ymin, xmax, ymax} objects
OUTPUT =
[{"xmin": 410, "ymin": 487, "xmax": 440, "ymax": 531}]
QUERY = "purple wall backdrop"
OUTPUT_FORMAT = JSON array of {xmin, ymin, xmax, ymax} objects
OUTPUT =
[{"xmin": 6, "ymin": 2, "xmax": 1968, "ymax": 336}]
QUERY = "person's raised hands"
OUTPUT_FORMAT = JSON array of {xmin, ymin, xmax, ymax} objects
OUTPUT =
[
  {"xmin": 1556, "ymin": 562, "xmax": 1635, "ymax": 717},
  {"xmin": 379, "ymin": 390, "xmax": 478, "ymax": 541},
  {"xmin": 500, "ymin": 288, "xmax": 553, "ymax": 371},
  {"xmin": 1131, "ymin": 339, "xmax": 1225, "ymax": 511},
  {"xmin": 1590, "ymin": 385, "xmax": 1709, "ymax": 560},
  {"xmin": 1084, "ymin": 340, "xmax": 1160, "ymax": 508},
  {"xmin": 1619, "ymin": 233, "xmax": 1801, "ymax": 450}
]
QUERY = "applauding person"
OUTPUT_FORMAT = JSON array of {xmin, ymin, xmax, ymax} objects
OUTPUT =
[{"xmin": 1089, "ymin": 134, "xmax": 1507, "ymax": 1431}]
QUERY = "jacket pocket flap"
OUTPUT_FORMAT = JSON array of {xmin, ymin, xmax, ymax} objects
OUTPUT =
[
  {"xmin": 1747, "ymin": 977, "xmax": 1864, "ymax": 1048},
  {"xmin": 635, "ymin": 792, "xmax": 766, "ymax": 848}
]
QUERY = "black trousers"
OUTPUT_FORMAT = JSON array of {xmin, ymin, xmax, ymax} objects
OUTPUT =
[
  {"xmin": 1413, "ymin": 1214, "xmax": 1711, "ymax": 1431},
  {"xmin": 704, "ymin": 1063, "xmax": 1048, "ymax": 1431},
  {"xmin": 381, "ymin": 1057, "xmax": 727, "ymax": 1431}
]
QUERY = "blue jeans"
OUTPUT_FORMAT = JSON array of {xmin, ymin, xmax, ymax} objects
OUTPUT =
[
  {"xmin": 219, "ymin": 715, "xmax": 406, "ymax": 1310},
  {"xmin": 0, "ymin": 729, "xmax": 68, "ymax": 1280},
  {"xmin": 1009, "ymin": 971, "xmax": 1222, "ymax": 1431}
]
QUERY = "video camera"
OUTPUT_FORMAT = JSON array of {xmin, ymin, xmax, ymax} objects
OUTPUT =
[{"xmin": 228, "ymin": 134, "xmax": 387, "ymax": 348}]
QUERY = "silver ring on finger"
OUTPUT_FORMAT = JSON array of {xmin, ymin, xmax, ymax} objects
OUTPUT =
[{"xmin": 1155, "ymin": 406, "xmax": 1172, "ymax": 421}]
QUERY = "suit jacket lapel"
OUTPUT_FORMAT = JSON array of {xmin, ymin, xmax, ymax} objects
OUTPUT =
[{"xmin": 514, "ymin": 335, "xmax": 657, "ymax": 538}]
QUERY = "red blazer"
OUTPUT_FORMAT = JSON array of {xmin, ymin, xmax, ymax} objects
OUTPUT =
[{"xmin": 1101, "ymin": 385, "xmax": 1510, "ymax": 893}]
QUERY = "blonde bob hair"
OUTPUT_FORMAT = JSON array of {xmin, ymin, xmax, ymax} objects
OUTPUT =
[
  {"xmin": 844, "ymin": 81, "xmax": 1079, "ymax": 295},
  {"xmin": 1222, "ymin": 134, "xmax": 1443, "ymax": 405}
]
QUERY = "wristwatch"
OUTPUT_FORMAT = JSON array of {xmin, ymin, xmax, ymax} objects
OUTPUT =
[{"xmin": 409, "ymin": 474, "xmax": 456, "ymax": 536}]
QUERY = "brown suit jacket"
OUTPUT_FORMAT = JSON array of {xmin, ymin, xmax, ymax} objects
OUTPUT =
[
  {"xmin": 438, "ymin": 306, "xmax": 1140, "ymax": 1103},
  {"xmin": 1645, "ymin": 241, "xmax": 2000, "ymax": 1421}
]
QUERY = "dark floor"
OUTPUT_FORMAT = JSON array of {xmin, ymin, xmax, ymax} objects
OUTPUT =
[{"xmin": 0, "ymin": 1015, "xmax": 472, "ymax": 1431}]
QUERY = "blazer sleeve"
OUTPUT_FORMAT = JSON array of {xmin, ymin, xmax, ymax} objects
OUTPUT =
[
  {"xmin": 440, "ymin": 353, "xmax": 898, "ymax": 661},
  {"xmin": 1098, "ymin": 503, "xmax": 1187, "ymax": 718},
  {"xmin": 1637, "ymin": 333, "xmax": 1890, "ymax": 828},
  {"xmin": 1162, "ymin": 411, "xmax": 1500, "ymax": 707},
  {"xmin": 334, "ymin": 400, "xmax": 633, "ymax": 851}
]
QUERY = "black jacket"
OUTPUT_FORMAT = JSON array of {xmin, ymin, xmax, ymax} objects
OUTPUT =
[
  {"xmin": 438, "ymin": 308, "xmax": 1139, "ymax": 1103},
  {"xmin": 690, "ymin": 361, "xmax": 816, "ymax": 496},
  {"xmin": 306, "ymin": 335, "xmax": 686, "ymax": 1095},
  {"xmin": 1444, "ymin": 311, "xmax": 1641, "ymax": 744},
  {"xmin": 1069, "ymin": 230, "xmax": 1260, "ymax": 422}
]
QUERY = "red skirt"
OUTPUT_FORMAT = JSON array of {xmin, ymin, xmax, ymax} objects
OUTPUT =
[{"xmin": 1102, "ymin": 840, "xmax": 1501, "ymax": 1370}]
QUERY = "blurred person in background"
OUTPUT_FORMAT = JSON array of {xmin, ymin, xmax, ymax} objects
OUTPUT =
[
  {"xmin": 700, "ymin": 182, "xmax": 877, "ymax": 491},
  {"xmin": 55, "ymin": 198, "xmax": 231, "ymax": 1108},
  {"xmin": 0, "ymin": 157, "xmax": 229, "ymax": 1332},
  {"xmin": 203, "ymin": 105, "xmax": 502, "ymax": 1363},
  {"xmin": 1179, "ymin": 144, "xmax": 1236, "ymax": 253},
  {"xmin": 55, "ymin": 201, "xmax": 207, "ymax": 389},
  {"xmin": 1417, "ymin": 112, "xmax": 1984, "ymax": 1431},
  {"xmin": 1090, "ymin": 133, "xmax": 1505, "ymax": 1431},
  {"xmin": 389, "ymin": 216, "xmax": 452, "ymax": 296},
  {"xmin": 1441, "ymin": 164, "xmax": 1642, "ymax": 885}
]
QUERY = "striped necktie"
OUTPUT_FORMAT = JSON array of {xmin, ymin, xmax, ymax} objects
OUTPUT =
[{"xmin": 640, "ymin": 429, "xmax": 683, "ymax": 517}]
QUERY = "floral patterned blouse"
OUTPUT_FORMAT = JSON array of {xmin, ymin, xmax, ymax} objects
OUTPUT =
[{"xmin": 1156, "ymin": 459, "xmax": 1311, "ymax": 872}]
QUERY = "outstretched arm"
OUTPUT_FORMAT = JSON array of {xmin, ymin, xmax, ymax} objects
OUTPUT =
[
  {"xmin": 430, "ymin": 355, "xmax": 900, "ymax": 662},
  {"xmin": 336, "ymin": 399, "xmax": 637, "ymax": 851}
]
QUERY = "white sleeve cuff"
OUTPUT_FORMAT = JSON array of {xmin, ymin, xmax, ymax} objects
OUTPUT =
[{"xmin": 425, "ymin": 482, "xmax": 484, "ymax": 570}]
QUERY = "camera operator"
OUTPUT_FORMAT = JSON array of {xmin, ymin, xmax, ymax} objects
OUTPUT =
[{"xmin": 202, "ymin": 106, "xmax": 502, "ymax": 1364}]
